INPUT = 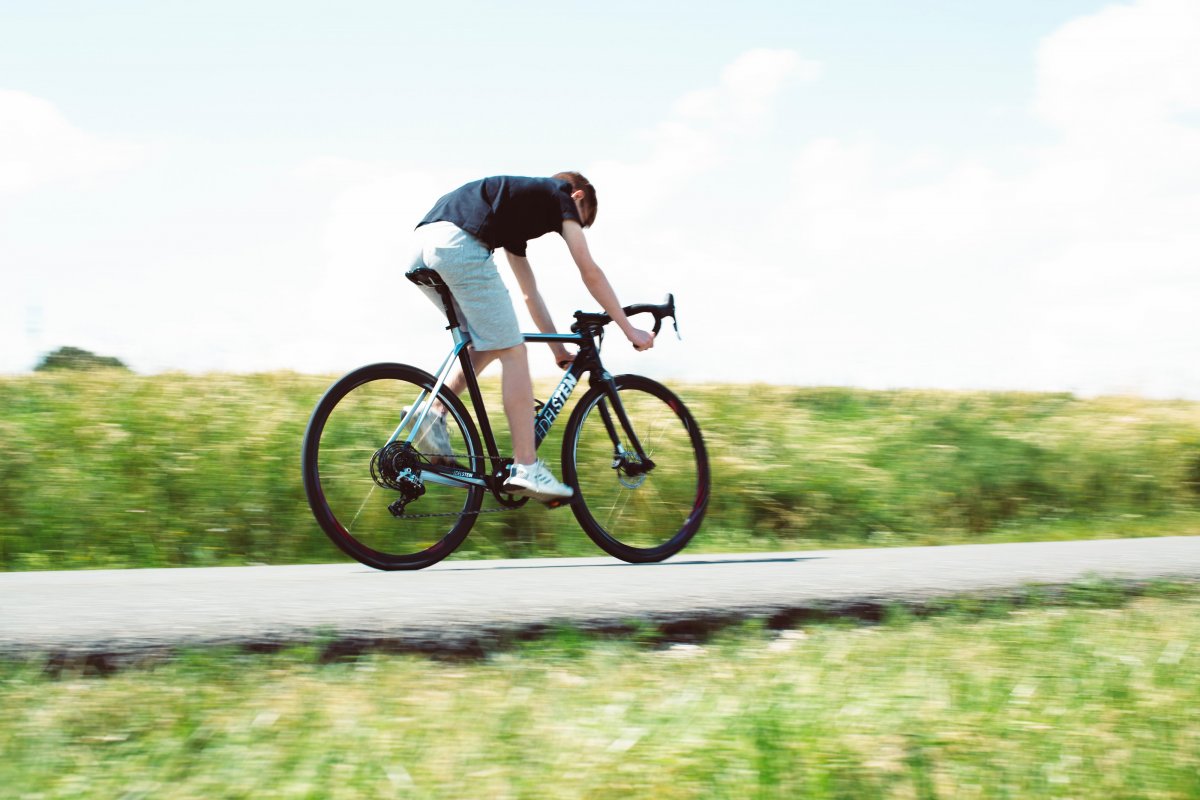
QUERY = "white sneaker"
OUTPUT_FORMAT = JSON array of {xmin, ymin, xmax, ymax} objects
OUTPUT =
[
  {"xmin": 403, "ymin": 407, "xmax": 458, "ymax": 467},
  {"xmin": 503, "ymin": 460, "xmax": 574, "ymax": 503}
]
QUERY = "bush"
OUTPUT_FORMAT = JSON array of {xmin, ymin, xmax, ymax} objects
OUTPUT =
[{"xmin": 34, "ymin": 346, "xmax": 129, "ymax": 372}]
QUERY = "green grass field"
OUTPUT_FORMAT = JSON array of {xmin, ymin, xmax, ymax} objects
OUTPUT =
[
  {"xmin": 2, "ymin": 371, "xmax": 1199, "ymax": 570},
  {"xmin": 3, "ymin": 589, "xmax": 1199, "ymax": 798}
]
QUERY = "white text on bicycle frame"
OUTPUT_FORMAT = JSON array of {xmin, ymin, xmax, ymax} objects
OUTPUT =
[{"xmin": 535, "ymin": 372, "xmax": 579, "ymax": 441}]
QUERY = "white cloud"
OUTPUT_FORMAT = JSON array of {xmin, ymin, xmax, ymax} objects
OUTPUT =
[
  {"xmin": 777, "ymin": 0, "xmax": 1200, "ymax": 396},
  {"xmin": 0, "ymin": 90, "xmax": 147, "ymax": 371},
  {"xmin": 572, "ymin": 50, "xmax": 822, "ymax": 382},
  {"xmin": 591, "ymin": 48, "xmax": 818, "ymax": 221},
  {"xmin": 674, "ymin": 48, "xmax": 820, "ymax": 129},
  {"xmin": 290, "ymin": 161, "xmax": 479, "ymax": 372},
  {"xmin": 1035, "ymin": 0, "xmax": 1200, "ymax": 134},
  {"xmin": 0, "ymin": 89, "xmax": 142, "ymax": 195},
  {"xmin": 562, "ymin": 4, "xmax": 1200, "ymax": 397}
]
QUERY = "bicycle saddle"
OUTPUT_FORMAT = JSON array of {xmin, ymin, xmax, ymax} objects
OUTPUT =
[{"xmin": 406, "ymin": 268, "xmax": 446, "ymax": 289}]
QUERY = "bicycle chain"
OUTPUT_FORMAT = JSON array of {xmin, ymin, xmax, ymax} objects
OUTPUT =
[{"xmin": 392, "ymin": 505, "xmax": 519, "ymax": 520}]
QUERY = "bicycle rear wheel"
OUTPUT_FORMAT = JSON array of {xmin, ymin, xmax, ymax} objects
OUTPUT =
[
  {"xmin": 562, "ymin": 374, "xmax": 709, "ymax": 563},
  {"xmin": 302, "ymin": 363, "xmax": 484, "ymax": 570}
]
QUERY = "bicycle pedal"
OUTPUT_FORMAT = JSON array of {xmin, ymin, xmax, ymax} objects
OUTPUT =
[{"xmin": 542, "ymin": 497, "xmax": 571, "ymax": 509}]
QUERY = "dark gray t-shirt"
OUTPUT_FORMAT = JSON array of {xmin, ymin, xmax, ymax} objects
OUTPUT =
[{"xmin": 417, "ymin": 176, "xmax": 581, "ymax": 257}]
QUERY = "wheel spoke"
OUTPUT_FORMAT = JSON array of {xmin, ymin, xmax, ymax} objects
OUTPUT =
[
  {"xmin": 302, "ymin": 365, "xmax": 485, "ymax": 570},
  {"xmin": 347, "ymin": 482, "xmax": 378, "ymax": 532},
  {"xmin": 565, "ymin": 376, "xmax": 708, "ymax": 562}
]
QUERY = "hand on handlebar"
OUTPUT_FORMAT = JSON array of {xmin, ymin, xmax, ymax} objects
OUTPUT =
[
  {"xmin": 627, "ymin": 328, "xmax": 655, "ymax": 352},
  {"xmin": 552, "ymin": 344, "xmax": 576, "ymax": 370}
]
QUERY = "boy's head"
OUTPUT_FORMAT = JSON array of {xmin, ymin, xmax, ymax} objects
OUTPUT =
[{"xmin": 553, "ymin": 171, "xmax": 597, "ymax": 228}]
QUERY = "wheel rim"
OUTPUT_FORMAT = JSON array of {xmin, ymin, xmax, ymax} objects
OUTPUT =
[
  {"xmin": 571, "ymin": 384, "xmax": 705, "ymax": 554},
  {"xmin": 312, "ymin": 374, "xmax": 481, "ymax": 562}
]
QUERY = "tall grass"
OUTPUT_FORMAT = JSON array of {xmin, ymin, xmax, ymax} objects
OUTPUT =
[{"xmin": 1, "ymin": 372, "xmax": 1199, "ymax": 570}]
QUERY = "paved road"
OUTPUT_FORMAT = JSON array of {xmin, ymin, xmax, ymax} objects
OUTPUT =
[{"xmin": 3, "ymin": 536, "xmax": 1199, "ymax": 658}]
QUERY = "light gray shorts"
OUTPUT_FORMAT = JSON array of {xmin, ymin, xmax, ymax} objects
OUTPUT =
[{"xmin": 407, "ymin": 221, "xmax": 524, "ymax": 351}]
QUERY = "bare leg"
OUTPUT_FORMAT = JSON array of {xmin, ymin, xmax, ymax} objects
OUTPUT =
[
  {"xmin": 439, "ymin": 343, "xmax": 536, "ymax": 465},
  {"xmin": 494, "ymin": 344, "xmax": 536, "ymax": 465}
]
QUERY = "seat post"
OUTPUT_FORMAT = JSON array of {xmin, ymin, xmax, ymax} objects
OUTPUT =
[
  {"xmin": 435, "ymin": 284, "xmax": 461, "ymax": 330},
  {"xmin": 406, "ymin": 268, "xmax": 462, "ymax": 331}
]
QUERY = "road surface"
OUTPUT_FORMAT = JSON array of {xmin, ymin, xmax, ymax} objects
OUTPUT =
[{"xmin": 2, "ymin": 536, "xmax": 1199, "ymax": 658}]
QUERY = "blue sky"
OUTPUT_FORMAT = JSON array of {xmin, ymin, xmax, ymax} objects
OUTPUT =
[
  {"xmin": 2, "ymin": 1, "xmax": 1099, "ymax": 155},
  {"xmin": 2, "ymin": 0, "xmax": 1198, "ymax": 397}
]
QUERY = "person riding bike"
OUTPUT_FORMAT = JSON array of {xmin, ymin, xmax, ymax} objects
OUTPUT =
[{"xmin": 406, "ymin": 172, "xmax": 655, "ymax": 502}]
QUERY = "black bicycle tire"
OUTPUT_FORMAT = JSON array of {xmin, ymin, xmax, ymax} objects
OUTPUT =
[
  {"xmin": 562, "ymin": 374, "xmax": 709, "ymax": 563},
  {"xmin": 302, "ymin": 362, "xmax": 484, "ymax": 570}
]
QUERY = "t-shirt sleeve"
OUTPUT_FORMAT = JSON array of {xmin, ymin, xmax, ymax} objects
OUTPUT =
[
  {"xmin": 557, "ymin": 188, "xmax": 581, "ymax": 225},
  {"xmin": 504, "ymin": 241, "xmax": 529, "ymax": 258}
]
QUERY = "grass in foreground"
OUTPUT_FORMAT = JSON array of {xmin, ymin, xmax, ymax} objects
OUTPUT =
[{"xmin": 3, "ymin": 592, "xmax": 1199, "ymax": 798}]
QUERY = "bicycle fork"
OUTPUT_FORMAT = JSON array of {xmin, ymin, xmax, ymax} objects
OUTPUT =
[{"xmin": 596, "ymin": 376, "xmax": 656, "ymax": 480}]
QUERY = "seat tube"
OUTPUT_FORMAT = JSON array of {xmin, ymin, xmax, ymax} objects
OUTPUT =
[{"xmin": 459, "ymin": 343, "xmax": 503, "ymax": 470}]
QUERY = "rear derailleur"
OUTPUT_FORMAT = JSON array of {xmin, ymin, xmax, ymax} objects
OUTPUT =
[{"xmin": 370, "ymin": 442, "xmax": 425, "ymax": 516}]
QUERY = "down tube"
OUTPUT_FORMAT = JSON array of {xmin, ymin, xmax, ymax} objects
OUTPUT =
[{"xmin": 533, "ymin": 363, "xmax": 587, "ymax": 449}]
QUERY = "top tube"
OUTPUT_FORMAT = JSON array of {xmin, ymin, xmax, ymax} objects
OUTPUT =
[{"xmin": 523, "ymin": 332, "xmax": 584, "ymax": 344}]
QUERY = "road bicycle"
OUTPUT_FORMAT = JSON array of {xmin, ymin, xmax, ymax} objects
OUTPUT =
[{"xmin": 301, "ymin": 268, "xmax": 710, "ymax": 571}]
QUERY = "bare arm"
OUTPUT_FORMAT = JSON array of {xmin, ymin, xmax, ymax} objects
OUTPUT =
[
  {"xmin": 560, "ymin": 220, "xmax": 654, "ymax": 350},
  {"xmin": 505, "ymin": 250, "xmax": 574, "ymax": 367}
]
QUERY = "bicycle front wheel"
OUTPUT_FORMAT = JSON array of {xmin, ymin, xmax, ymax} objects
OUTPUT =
[
  {"xmin": 562, "ymin": 375, "xmax": 709, "ymax": 563},
  {"xmin": 302, "ymin": 363, "xmax": 484, "ymax": 570}
]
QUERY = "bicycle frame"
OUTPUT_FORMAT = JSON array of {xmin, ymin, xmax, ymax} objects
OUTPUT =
[
  {"xmin": 392, "ymin": 325, "xmax": 651, "ymax": 497},
  {"xmin": 392, "ymin": 267, "xmax": 659, "ymax": 500}
]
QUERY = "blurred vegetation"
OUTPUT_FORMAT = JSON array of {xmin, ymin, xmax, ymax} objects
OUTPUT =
[
  {"xmin": 3, "ymin": 593, "xmax": 1200, "ymax": 797},
  {"xmin": 33, "ymin": 346, "xmax": 129, "ymax": 373},
  {"xmin": 1, "ymin": 372, "xmax": 1199, "ymax": 570}
]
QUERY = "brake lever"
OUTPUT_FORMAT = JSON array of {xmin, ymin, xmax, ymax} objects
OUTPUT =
[{"xmin": 664, "ymin": 292, "xmax": 680, "ymax": 341}]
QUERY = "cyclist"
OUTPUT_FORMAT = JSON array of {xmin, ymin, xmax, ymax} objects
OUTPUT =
[{"xmin": 406, "ymin": 172, "xmax": 655, "ymax": 502}]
